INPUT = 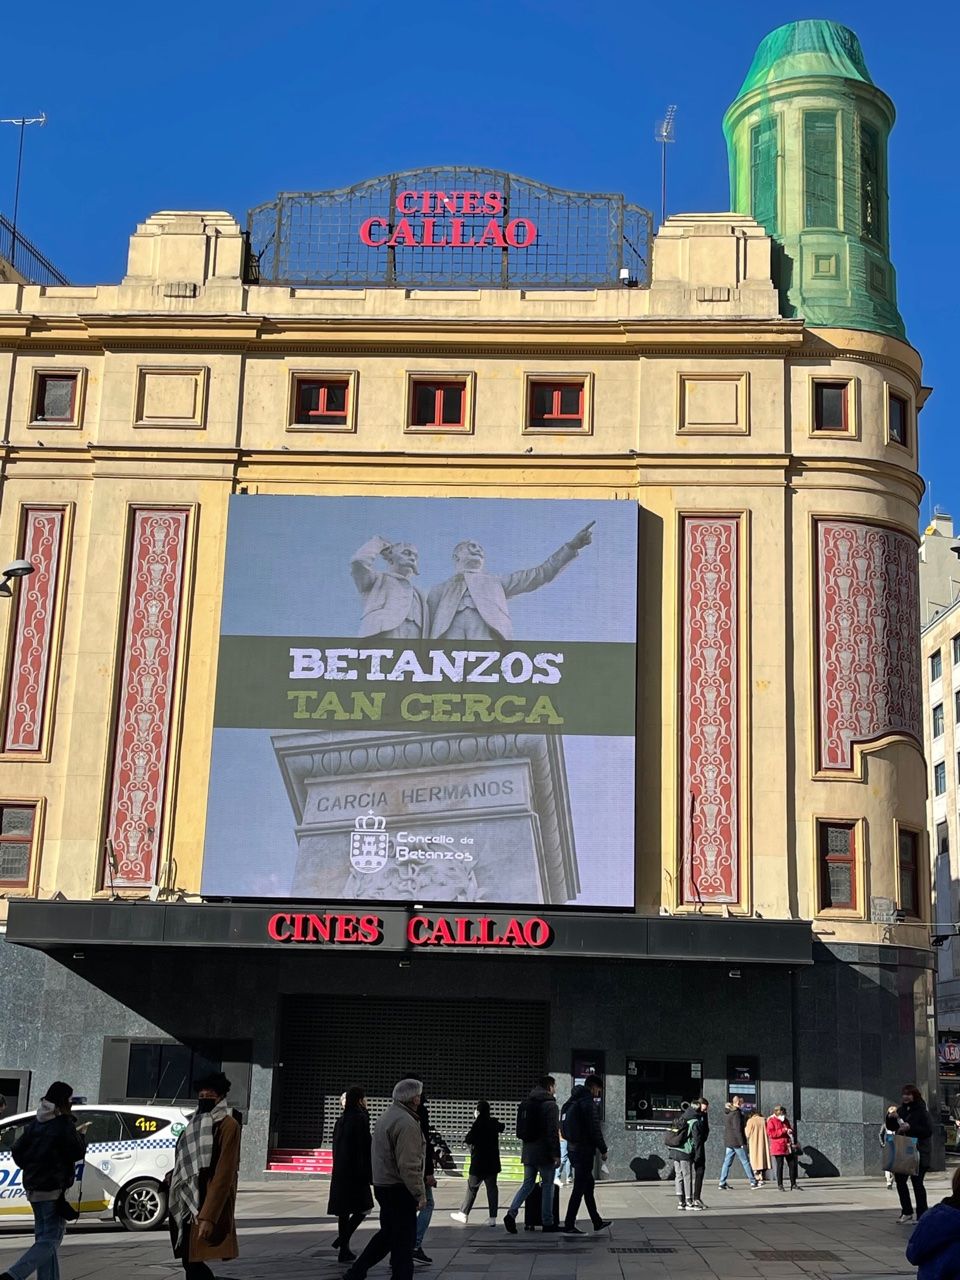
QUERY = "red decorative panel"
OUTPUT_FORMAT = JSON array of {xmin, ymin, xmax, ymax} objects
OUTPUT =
[
  {"xmin": 817, "ymin": 520, "xmax": 921, "ymax": 771},
  {"xmin": 3, "ymin": 506, "xmax": 68, "ymax": 754},
  {"xmin": 104, "ymin": 508, "xmax": 190, "ymax": 888},
  {"xmin": 681, "ymin": 516, "xmax": 740, "ymax": 904}
]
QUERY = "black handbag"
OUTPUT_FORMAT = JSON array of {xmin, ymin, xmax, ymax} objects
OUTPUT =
[{"xmin": 55, "ymin": 1192, "xmax": 80, "ymax": 1222}]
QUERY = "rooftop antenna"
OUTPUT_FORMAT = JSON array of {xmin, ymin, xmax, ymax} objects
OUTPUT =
[
  {"xmin": 655, "ymin": 104, "xmax": 677, "ymax": 228},
  {"xmin": 0, "ymin": 111, "xmax": 46, "ymax": 276}
]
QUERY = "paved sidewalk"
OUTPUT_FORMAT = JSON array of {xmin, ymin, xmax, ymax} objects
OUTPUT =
[{"xmin": 0, "ymin": 1173, "xmax": 928, "ymax": 1279}]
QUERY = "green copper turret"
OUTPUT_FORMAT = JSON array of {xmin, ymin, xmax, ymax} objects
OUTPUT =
[{"xmin": 723, "ymin": 19, "xmax": 905, "ymax": 338}]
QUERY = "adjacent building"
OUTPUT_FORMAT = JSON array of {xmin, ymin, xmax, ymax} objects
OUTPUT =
[{"xmin": 0, "ymin": 19, "xmax": 936, "ymax": 1184}]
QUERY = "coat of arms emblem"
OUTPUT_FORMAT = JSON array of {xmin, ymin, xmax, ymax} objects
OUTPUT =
[{"xmin": 349, "ymin": 812, "xmax": 389, "ymax": 874}]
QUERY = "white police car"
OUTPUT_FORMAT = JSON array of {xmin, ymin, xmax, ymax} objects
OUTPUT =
[{"xmin": 0, "ymin": 1103, "xmax": 191, "ymax": 1231}]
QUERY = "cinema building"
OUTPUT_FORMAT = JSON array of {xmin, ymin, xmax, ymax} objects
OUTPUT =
[{"xmin": 0, "ymin": 20, "xmax": 938, "ymax": 1181}]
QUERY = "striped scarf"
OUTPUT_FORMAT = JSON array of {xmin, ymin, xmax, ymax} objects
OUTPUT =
[{"xmin": 168, "ymin": 1099, "xmax": 230, "ymax": 1247}]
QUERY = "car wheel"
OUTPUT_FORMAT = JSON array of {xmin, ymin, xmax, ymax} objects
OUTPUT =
[{"xmin": 117, "ymin": 1178, "xmax": 167, "ymax": 1231}]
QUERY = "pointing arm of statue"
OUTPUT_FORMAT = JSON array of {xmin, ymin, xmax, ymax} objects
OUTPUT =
[{"xmin": 500, "ymin": 522, "xmax": 595, "ymax": 599}]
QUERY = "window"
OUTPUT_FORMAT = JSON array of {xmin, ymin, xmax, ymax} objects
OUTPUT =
[
  {"xmin": 931, "ymin": 650, "xmax": 943, "ymax": 681},
  {"xmin": 889, "ymin": 392, "xmax": 909, "ymax": 448},
  {"xmin": 0, "ymin": 804, "xmax": 35, "ymax": 888},
  {"xmin": 861, "ymin": 121, "xmax": 882, "ymax": 243},
  {"xmin": 0, "ymin": 1120, "xmax": 30, "ymax": 1152},
  {"xmin": 100, "ymin": 1036, "xmax": 253, "ymax": 1109},
  {"xmin": 937, "ymin": 821, "xmax": 950, "ymax": 858},
  {"xmin": 935, "ymin": 761, "xmax": 947, "ymax": 796},
  {"xmin": 32, "ymin": 372, "xmax": 79, "ymax": 424},
  {"xmin": 813, "ymin": 381, "xmax": 849, "ymax": 432},
  {"xmin": 804, "ymin": 111, "xmax": 839, "ymax": 228},
  {"xmin": 955, "ymin": 689, "xmax": 960, "ymax": 723},
  {"xmin": 750, "ymin": 118, "xmax": 779, "ymax": 235},
  {"xmin": 898, "ymin": 829, "xmax": 921, "ymax": 917},
  {"xmin": 408, "ymin": 380, "xmax": 467, "ymax": 431},
  {"xmin": 953, "ymin": 635, "xmax": 960, "ymax": 666},
  {"xmin": 934, "ymin": 703, "xmax": 945, "ymax": 739},
  {"xmin": 126, "ymin": 1042, "xmax": 219, "ymax": 1104},
  {"xmin": 817, "ymin": 821, "xmax": 857, "ymax": 911},
  {"xmin": 292, "ymin": 377, "xmax": 350, "ymax": 428},
  {"xmin": 78, "ymin": 1110, "xmax": 127, "ymax": 1146},
  {"xmin": 527, "ymin": 381, "xmax": 584, "ymax": 431}
]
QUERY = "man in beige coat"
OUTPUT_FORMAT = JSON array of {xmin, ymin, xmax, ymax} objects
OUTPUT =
[{"xmin": 344, "ymin": 1078, "xmax": 426, "ymax": 1280}]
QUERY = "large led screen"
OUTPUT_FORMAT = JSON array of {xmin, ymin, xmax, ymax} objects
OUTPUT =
[{"xmin": 202, "ymin": 496, "xmax": 637, "ymax": 907}]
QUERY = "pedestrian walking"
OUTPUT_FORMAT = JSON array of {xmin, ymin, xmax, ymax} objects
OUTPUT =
[
  {"xmin": 328, "ymin": 1086, "xmax": 373, "ymax": 1263},
  {"xmin": 0, "ymin": 1081, "xmax": 86, "ymax": 1280},
  {"xmin": 766, "ymin": 1106, "xmax": 800, "ymax": 1191},
  {"xmin": 343, "ymin": 1078, "xmax": 427, "ymax": 1280},
  {"xmin": 666, "ymin": 1101, "xmax": 703, "ymax": 1211},
  {"xmin": 717, "ymin": 1096, "xmax": 759, "ymax": 1190},
  {"xmin": 692, "ymin": 1099, "xmax": 710, "ymax": 1207},
  {"xmin": 411, "ymin": 1082, "xmax": 436, "ymax": 1266},
  {"xmin": 561, "ymin": 1074, "xmax": 612, "ymax": 1233},
  {"xmin": 503, "ymin": 1075, "xmax": 561, "ymax": 1234},
  {"xmin": 906, "ymin": 1164, "xmax": 960, "ymax": 1278},
  {"xmin": 450, "ymin": 1101, "xmax": 503, "ymax": 1225},
  {"xmin": 895, "ymin": 1084, "xmax": 933, "ymax": 1224},
  {"xmin": 881, "ymin": 1104, "xmax": 900, "ymax": 1190},
  {"xmin": 167, "ymin": 1071, "xmax": 241, "ymax": 1280},
  {"xmin": 745, "ymin": 1109, "xmax": 771, "ymax": 1183}
]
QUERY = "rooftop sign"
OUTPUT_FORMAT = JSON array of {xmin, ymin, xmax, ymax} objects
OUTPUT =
[{"xmin": 248, "ymin": 167, "xmax": 652, "ymax": 289}]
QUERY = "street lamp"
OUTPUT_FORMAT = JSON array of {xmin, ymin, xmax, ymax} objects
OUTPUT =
[{"xmin": 0, "ymin": 560, "xmax": 34, "ymax": 597}]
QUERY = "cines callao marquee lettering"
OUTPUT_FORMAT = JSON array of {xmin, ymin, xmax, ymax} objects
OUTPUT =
[
  {"xmin": 266, "ymin": 912, "xmax": 554, "ymax": 950},
  {"xmin": 358, "ymin": 189, "xmax": 536, "ymax": 251}
]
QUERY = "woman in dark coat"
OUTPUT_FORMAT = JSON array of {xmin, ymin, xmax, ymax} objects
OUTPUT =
[
  {"xmin": 450, "ymin": 1101, "xmax": 504, "ymax": 1224},
  {"xmin": 328, "ymin": 1086, "xmax": 373, "ymax": 1263},
  {"xmin": 895, "ymin": 1084, "xmax": 933, "ymax": 1224}
]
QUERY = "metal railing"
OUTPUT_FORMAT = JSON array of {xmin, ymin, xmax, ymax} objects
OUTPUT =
[{"xmin": 0, "ymin": 212, "xmax": 70, "ymax": 286}]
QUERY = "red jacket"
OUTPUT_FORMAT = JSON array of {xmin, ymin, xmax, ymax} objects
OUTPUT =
[{"xmin": 766, "ymin": 1115, "xmax": 794, "ymax": 1156}]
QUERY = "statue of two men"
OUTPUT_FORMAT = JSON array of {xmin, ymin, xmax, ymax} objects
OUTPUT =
[{"xmin": 350, "ymin": 523, "xmax": 595, "ymax": 642}]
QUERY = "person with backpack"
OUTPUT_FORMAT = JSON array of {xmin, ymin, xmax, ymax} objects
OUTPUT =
[
  {"xmin": 450, "ymin": 1101, "xmax": 503, "ymax": 1226},
  {"xmin": 1, "ymin": 1081, "xmax": 86, "ymax": 1280},
  {"xmin": 560, "ymin": 1075, "xmax": 612, "ymax": 1234},
  {"xmin": 665, "ymin": 1102, "xmax": 702, "ymax": 1211},
  {"xmin": 503, "ymin": 1076, "xmax": 560, "ymax": 1234},
  {"xmin": 717, "ymin": 1096, "xmax": 759, "ymax": 1190}
]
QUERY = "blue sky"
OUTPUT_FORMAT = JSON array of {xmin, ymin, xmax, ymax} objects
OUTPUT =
[{"xmin": 3, "ymin": 1, "xmax": 955, "ymax": 514}]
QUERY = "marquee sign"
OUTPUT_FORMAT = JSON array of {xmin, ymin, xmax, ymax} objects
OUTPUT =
[
  {"xmin": 266, "ymin": 910, "xmax": 554, "ymax": 949},
  {"xmin": 248, "ymin": 167, "xmax": 652, "ymax": 289}
]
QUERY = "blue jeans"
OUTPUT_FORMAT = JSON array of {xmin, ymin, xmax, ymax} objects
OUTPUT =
[
  {"xmin": 508, "ymin": 1161, "xmax": 557, "ymax": 1226},
  {"xmin": 559, "ymin": 1138, "xmax": 571, "ymax": 1181},
  {"xmin": 8, "ymin": 1198, "xmax": 66, "ymax": 1280},
  {"xmin": 415, "ymin": 1183, "xmax": 434, "ymax": 1248},
  {"xmin": 719, "ymin": 1145, "xmax": 757, "ymax": 1186}
]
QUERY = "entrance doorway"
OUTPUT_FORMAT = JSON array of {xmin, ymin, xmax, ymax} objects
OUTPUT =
[{"xmin": 273, "ymin": 994, "xmax": 548, "ymax": 1152}]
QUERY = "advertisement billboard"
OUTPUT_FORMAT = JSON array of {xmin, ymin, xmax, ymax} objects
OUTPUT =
[{"xmin": 202, "ymin": 496, "xmax": 637, "ymax": 907}]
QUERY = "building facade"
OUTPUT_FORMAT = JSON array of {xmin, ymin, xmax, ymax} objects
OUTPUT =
[
  {"xmin": 919, "ymin": 516, "xmax": 960, "ymax": 1107},
  {"xmin": 0, "ymin": 20, "xmax": 937, "ymax": 1185}
]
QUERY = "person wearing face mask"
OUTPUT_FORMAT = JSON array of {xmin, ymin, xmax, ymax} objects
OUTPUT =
[
  {"xmin": 765, "ymin": 1106, "xmax": 800, "ymax": 1191},
  {"xmin": 450, "ymin": 1101, "xmax": 504, "ymax": 1226},
  {"xmin": 328, "ymin": 1086, "xmax": 373, "ymax": 1263},
  {"xmin": 1, "ymin": 1081, "xmax": 86, "ymax": 1280},
  {"xmin": 167, "ymin": 1071, "xmax": 241, "ymax": 1280}
]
